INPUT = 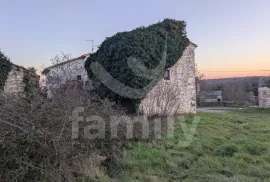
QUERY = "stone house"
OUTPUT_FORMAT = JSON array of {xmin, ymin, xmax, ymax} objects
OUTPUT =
[
  {"xmin": 139, "ymin": 42, "xmax": 197, "ymax": 116},
  {"xmin": 259, "ymin": 87, "xmax": 270, "ymax": 108},
  {"xmin": 41, "ymin": 54, "xmax": 91, "ymax": 98},
  {"xmin": 41, "ymin": 42, "xmax": 197, "ymax": 116},
  {"xmin": 3, "ymin": 64, "xmax": 39, "ymax": 95}
]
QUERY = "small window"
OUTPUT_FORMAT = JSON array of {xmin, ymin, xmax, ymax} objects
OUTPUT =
[
  {"xmin": 77, "ymin": 75, "xmax": 82, "ymax": 81},
  {"xmin": 164, "ymin": 69, "xmax": 170, "ymax": 80}
]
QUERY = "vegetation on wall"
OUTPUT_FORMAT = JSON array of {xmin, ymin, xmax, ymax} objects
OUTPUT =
[
  {"xmin": 23, "ymin": 67, "xmax": 39, "ymax": 101},
  {"xmin": 85, "ymin": 19, "xmax": 190, "ymax": 110},
  {"xmin": 0, "ymin": 50, "xmax": 12, "ymax": 90}
]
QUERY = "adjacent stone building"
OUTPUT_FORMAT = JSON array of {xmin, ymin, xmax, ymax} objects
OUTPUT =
[
  {"xmin": 41, "ymin": 54, "xmax": 91, "ymax": 98},
  {"xmin": 3, "ymin": 64, "xmax": 25, "ymax": 94},
  {"xmin": 40, "ymin": 42, "xmax": 197, "ymax": 116},
  {"xmin": 3, "ymin": 64, "xmax": 39, "ymax": 95},
  {"xmin": 139, "ymin": 42, "xmax": 197, "ymax": 116},
  {"xmin": 259, "ymin": 87, "xmax": 270, "ymax": 108}
]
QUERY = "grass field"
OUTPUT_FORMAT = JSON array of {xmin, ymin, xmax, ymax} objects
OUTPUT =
[{"xmin": 115, "ymin": 109, "xmax": 270, "ymax": 181}]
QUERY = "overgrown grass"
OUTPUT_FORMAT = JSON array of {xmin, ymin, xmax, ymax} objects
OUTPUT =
[{"xmin": 116, "ymin": 109, "xmax": 270, "ymax": 181}]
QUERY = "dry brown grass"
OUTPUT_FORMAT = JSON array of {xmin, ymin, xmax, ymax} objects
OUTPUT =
[{"xmin": 0, "ymin": 89, "xmax": 126, "ymax": 182}]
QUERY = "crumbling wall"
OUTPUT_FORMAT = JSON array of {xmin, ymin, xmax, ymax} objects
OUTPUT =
[
  {"xmin": 3, "ymin": 64, "xmax": 39, "ymax": 95},
  {"xmin": 259, "ymin": 87, "xmax": 270, "ymax": 108},
  {"xmin": 3, "ymin": 65, "xmax": 26, "ymax": 94}
]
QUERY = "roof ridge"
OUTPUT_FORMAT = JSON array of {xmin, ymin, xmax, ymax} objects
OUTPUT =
[{"xmin": 41, "ymin": 53, "xmax": 90, "ymax": 74}]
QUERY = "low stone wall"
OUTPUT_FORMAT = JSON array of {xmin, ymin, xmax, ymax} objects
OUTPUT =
[{"xmin": 259, "ymin": 87, "xmax": 270, "ymax": 108}]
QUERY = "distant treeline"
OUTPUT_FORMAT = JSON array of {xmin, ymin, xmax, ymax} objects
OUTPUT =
[{"xmin": 200, "ymin": 76, "xmax": 270, "ymax": 102}]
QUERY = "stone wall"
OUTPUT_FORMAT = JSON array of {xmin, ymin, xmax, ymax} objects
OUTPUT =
[
  {"xmin": 3, "ymin": 64, "xmax": 39, "ymax": 95},
  {"xmin": 139, "ymin": 43, "xmax": 197, "ymax": 116},
  {"xmin": 3, "ymin": 64, "xmax": 26, "ymax": 94},
  {"xmin": 259, "ymin": 87, "xmax": 270, "ymax": 108}
]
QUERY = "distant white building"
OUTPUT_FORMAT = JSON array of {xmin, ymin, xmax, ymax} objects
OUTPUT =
[
  {"xmin": 200, "ymin": 90, "xmax": 223, "ymax": 103},
  {"xmin": 41, "ymin": 54, "xmax": 91, "ymax": 98}
]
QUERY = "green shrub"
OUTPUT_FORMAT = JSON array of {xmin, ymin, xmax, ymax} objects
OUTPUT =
[
  {"xmin": 0, "ymin": 51, "xmax": 12, "ymax": 90},
  {"xmin": 0, "ymin": 132, "xmax": 52, "ymax": 181},
  {"xmin": 23, "ymin": 68, "xmax": 40, "ymax": 102},
  {"xmin": 85, "ymin": 19, "xmax": 189, "ymax": 110}
]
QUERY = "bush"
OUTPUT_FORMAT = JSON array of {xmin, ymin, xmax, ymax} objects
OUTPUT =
[
  {"xmin": 0, "ymin": 91, "xmax": 126, "ymax": 181},
  {"xmin": 0, "ymin": 51, "xmax": 12, "ymax": 90},
  {"xmin": 85, "ymin": 19, "xmax": 189, "ymax": 110}
]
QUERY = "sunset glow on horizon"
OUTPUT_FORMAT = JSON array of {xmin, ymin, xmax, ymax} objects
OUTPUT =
[
  {"xmin": 202, "ymin": 70, "xmax": 270, "ymax": 79},
  {"xmin": 0, "ymin": 0, "xmax": 269, "ymax": 80}
]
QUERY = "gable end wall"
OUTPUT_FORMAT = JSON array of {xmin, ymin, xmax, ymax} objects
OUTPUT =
[
  {"xmin": 259, "ymin": 87, "xmax": 270, "ymax": 108},
  {"xmin": 139, "ymin": 44, "xmax": 196, "ymax": 116},
  {"xmin": 3, "ymin": 65, "xmax": 25, "ymax": 94}
]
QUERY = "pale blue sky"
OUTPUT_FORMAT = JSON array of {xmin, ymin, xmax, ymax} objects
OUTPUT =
[{"xmin": 1, "ymin": 0, "xmax": 270, "ymax": 78}]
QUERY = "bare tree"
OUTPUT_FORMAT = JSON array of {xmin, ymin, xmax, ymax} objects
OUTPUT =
[{"xmin": 40, "ymin": 53, "xmax": 91, "ymax": 104}]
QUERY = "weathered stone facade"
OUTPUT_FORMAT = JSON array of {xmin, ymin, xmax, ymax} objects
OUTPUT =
[
  {"xmin": 41, "ymin": 54, "xmax": 90, "ymax": 98},
  {"xmin": 259, "ymin": 87, "xmax": 270, "ymax": 108},
  {"xmin": 139, "ymin": 43, "xmax": 197, "ymax": 116},
  {"xmin": 3, "ymin": 64, "xmax": 39, "ymax": 95},
  {"xmin": 3, "ymin": 64, "xmax": 26, "ymax": 94}
]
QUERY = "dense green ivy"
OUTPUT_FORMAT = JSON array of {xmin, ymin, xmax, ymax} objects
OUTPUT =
[
  {"xmin": 85, "ymin": 19, "xmax": 189, "ymax": 111},
  {"xmin": 23, "ymin": 68, "xmax": 39, "ymax": 102},
  {"xmin": 0, "ymin": 51, "xmax": 12, "ymax": 90}
]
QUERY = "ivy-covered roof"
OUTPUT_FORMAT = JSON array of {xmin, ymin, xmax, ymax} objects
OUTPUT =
[
  {"xmin": 0, "ymin": 51, "xmax": 12, "ymax": 90},
  {"xmin": 85, "ymin": 19, "xmax": 192, "ymax": 109},
  {"xmin": 85, "ymin": 19, "xmax": 191, "ymax": 105}
]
